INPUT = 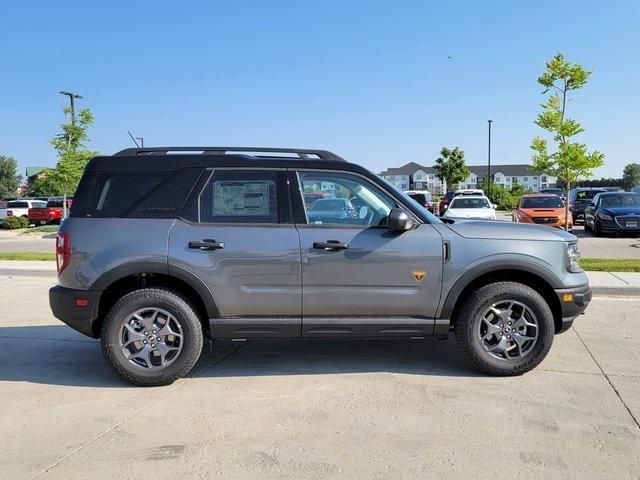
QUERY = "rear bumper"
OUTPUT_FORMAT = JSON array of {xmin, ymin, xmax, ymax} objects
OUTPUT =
[
  {"xmin": 49, "ymin": 285, "xmax": 102, "ymax": 338},
  {"xmin": 554, "ymin": 284, "xmax": 592, "ymax": 333}
]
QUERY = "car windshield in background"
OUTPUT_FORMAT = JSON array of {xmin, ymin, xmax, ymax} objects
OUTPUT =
[
  {"xmin": 408, "ymin": 193, "xmax": 427, "ymax": 205},
  {"xmin": 451, "ymin": 197, "xmax": 490, "ymax": 209},
  {"xmin": 522, "ymin": 197, "xmax": 564, "ymax": 208},
  {"xmin": 600, "ymin": 194, "xmax": 640, "ymax": 208},
  {"xmin": 541, "ymin": 189, "xmax": 564, "ymax": 196},
  {"xmin": 310, "ymin": 199, "xmax": 347, "ymax": 211},
  {"xmin": 576, "ymin": 190, "xmax": 606, "ymax": 200}
]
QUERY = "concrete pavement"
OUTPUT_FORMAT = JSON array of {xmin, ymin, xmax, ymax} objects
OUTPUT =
[
  {"xmin": 0, "ymin": 229, "xmax": 54, "ymax": 253},
  {"xmin": 0, "ymin": 275, "xmax": 639, "ymax": 479}
]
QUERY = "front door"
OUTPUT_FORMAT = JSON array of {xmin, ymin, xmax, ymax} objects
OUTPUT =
[
  {"xmin": 293, "ymin": 170, "xmax": 443, "ymax": 337},
  {"xmin": 168, "ymin": 168, "xmax": 302, "ymax": 338}
]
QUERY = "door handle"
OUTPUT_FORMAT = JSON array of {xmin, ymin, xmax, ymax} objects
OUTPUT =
[
  {"xmin": 188, "ymin": 239, "xmax": 225, "ymax": 250},
  {"xmin": 312, "ymin": 240, "xmax": 349, "ymax": 251}
]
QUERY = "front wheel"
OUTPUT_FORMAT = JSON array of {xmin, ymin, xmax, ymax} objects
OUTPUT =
[
  {"xmin": 454, "ymin": 282, "xmax": 555, "ymax": 376},
  {"xmin": 101, "ymin": 288, "xmax": 204, "ymax": 386},
  {"xmin": 593, "ymin": 219, "xmax": 603, "ymax": 237}
]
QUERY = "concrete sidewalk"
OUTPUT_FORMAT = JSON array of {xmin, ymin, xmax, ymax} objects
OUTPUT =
[{"xmin": 2, "ymin": 260, "xmax": 640, "ymax": 297}]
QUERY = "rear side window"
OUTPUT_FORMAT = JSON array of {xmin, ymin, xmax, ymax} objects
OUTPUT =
[
  {"xmin": 197, "ymin": 170, "xmax": 280, "ymax": 224},
  {"xmin": 8, "ymin": 201, "xmax": 28, "ymax": 208}
]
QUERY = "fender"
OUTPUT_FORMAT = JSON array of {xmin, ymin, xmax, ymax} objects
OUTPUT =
[
  {"xmin": 437, "ymin": 258, "xmax": 563, "ymax": 320},
  {"xmin": 89, "ymin": 260, "xmax": 219, "ymax": 318}
]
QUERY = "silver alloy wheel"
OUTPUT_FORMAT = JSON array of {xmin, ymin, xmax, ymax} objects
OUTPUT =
[
  {"xmin": 477, "ymin": 300, "xmax": 539, "ymax": 360},
  {"xmin": 119, "ymin": 307, "xmax": 184, "ymax": 370}
]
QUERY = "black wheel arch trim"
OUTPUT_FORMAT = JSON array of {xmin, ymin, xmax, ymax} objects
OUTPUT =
[
  {"xmin": 89, "ymin": 261, "xmax": 219, "ymax": 318},
  {"xmin": 437, "ymin": 259, "xmax": 563, "ymax": 320}
]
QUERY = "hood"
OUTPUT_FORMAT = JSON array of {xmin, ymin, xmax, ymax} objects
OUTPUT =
[
  {"xmin": 445, "ymin": 220, "xmax": 575, "ymax": 241},
  {"xmin": 601, "ymin": 206, "xmax": 640, "ymax": 216}
]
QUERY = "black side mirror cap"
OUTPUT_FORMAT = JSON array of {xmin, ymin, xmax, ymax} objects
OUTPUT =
[{"xmin": 388, "ymin": 208, "xmax": 414, "ymax": 232}]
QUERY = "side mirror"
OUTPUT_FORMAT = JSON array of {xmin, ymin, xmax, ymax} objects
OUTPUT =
[
  {"xmin": 388, "ymin": 208, "xmax": 414, "ymax": 232},
  {"xmin": 492, "ymin": 204, "xmax": 498, "ymax": 210}
]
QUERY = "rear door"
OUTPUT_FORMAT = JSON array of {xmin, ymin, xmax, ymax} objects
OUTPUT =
[
  {"xmin": 168, "ymin": 168, "xmax": 302, "ymax": 338},
  {"xmin": 292, "ymin": 169, "xmax": 443, "ymax": 337}
]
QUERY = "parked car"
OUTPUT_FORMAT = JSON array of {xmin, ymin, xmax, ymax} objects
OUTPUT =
[
  {"xmin": 28, "ymin": 197, "xmax": 74, "ymax": 225},
  {"xmin": 539, "ymin": 188, "xmax": 565, "ymax": 200},
  {"xmin": 306, "ymin": 198, "xmax": 358, "ymax": 224},
  {"xmin": 513, "ymin": 194, "xmax": 572, "ymax": 230},
  {"xmin": 632, "ymin": 186, "xmax": 640, "ymax": 194},
  {"xmin": 584, "ymin": 192, "xmax": 640, "ymax": 236},
  {"xmin": 567, "ymin": 187, "xmax": 607, "ymax": 223},
  {"xmin": 602, "ymin": 187, "xmax": 624, "ymax": 192},
  {"xmin": 49, "ymin": 146, "xmax": 591, "ymax": 386},
  {"xmin": 404, "ymin": 190, "xmax": 434, "ymax": 213},
  {"xmin": 0, "ymin": 199, "xmax": 47, "ymax": 220},
  {"xmin": 442, "ymin": 195, "xmax": 496, "ymax": 221},
  {"xmin": 438, "ymin": 191, "xmax": 455, "ymax": 216},
  {"xmin": 454, "ymin": 188, "xmax": 485, "ymax": 197}
]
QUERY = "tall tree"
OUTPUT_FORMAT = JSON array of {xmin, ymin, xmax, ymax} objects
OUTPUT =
[
  {"xmin": 0, "ymin": 155, "xmax": 22, "ymax": 198},
  {"xmin": 622, "ymin": 163, "xmax": 640, "ymax": 189},
  {"xmin": 530, "ymin": 53, "xmax": 605, "ymax": 230},
  {"xmin": 31, "ymin": 107, "xmax": 97, "ymax": 196},
  {"xmin": 433, "ymin": 146, "xmax": 470, "ymax": 192}
]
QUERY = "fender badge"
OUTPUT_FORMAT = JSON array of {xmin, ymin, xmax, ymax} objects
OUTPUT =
[{"xmin": 413, "ymin": 270, "xmax": 427, "ymax": 282}]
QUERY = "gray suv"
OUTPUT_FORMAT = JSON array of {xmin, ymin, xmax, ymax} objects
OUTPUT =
[{"xmin": 49, "ymin": 147, "xmax": 591, "ymax": 386}]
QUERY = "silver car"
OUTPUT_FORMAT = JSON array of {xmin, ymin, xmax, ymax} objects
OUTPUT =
[{"xmin": 50, "ymin": 147, "xmax": 591, "ymax": 386}]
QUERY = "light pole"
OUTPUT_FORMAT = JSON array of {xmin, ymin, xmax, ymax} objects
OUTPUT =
[
  {"xmin": 487, "ymin": 120, "xmax": 492, "ymax": 198},
  {"xmin": 58, "ymin": 91, "xmax": 84, "ymax": 125}
]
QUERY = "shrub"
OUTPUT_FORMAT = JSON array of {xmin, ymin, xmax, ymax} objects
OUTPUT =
[{"xmin": 1, "ymin": 216, "xmax": 28, "ymax": 229}]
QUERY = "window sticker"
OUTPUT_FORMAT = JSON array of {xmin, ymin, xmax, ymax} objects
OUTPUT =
[{"xmin": 213, "ymin": 180, "xmax": 272, "ymax": 216}]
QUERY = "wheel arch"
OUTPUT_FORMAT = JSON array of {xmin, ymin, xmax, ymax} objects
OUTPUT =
[
  {"xmin": 90, "ymin": 262, "xmax": 218, "ymax": 338},
  {"xmin": 440, "ymin": 262, "xmax": 564, "ymax": 333}
]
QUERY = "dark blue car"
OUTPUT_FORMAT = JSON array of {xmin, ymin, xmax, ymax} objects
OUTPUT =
[{"xmin": 584, "ymin": 192, "xmax": 640, "ymax": 236}]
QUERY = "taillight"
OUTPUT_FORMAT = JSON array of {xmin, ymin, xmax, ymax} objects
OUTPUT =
[
  {"xmin": 56, "ymin": 233, "xmax": 70, "ymax": 273},
  {"xmin": 7, "ymin": 210, "xmax": 13, "ymax": 216}
]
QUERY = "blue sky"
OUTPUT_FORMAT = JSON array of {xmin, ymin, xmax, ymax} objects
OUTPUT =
[{"xmin": 2, "ymin": 0, "xmax": 639, "ymax": 179}]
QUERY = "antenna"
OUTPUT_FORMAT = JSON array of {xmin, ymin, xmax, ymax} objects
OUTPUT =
[{"xmin": 127, "ymin": 131, "xmax": 141, "ymax": 148}]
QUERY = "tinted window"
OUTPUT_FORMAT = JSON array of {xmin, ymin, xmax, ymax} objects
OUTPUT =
[
  {"xmin": 575, "ymin": 190, "xmax": 605, "ymax": 201},
  {"xmin": 7, "ymin": 201, "xmax": 28, "ymax": 208},
  {"xmin": 450, "ymin": 197, "xmax": 490, "ymax": 209},
  {"xmin": 408, "ymin": 193, "xmax": 427, "ymax": 205},
  {"xmin": 521, "ymin": 197, "xmax": 564, "ymax": 208},
  {"xmin": 198, "ymin": 170, "xmax": 279, "ymax": 224},
  {"xmin": 600, "ymin": 194, "xmax": 640, "ymax": 208},
  {"xmin": 86, "ymin": 172, "xmax": 168, "ymax": 217},
  {"xmin": 298, "ymin": 170, "xmax": 396, "ymax": 226}
]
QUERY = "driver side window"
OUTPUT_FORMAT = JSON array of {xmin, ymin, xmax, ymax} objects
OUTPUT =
[{"xmin": 297, "ymin": 170, "xmax": 397, "ymax": 227}]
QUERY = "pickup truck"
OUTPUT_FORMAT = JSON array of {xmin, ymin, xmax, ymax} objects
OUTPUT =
[
  {"xmin": 28, "ymin": 198, "xmax": 73, "ymax": 225},
  {"xmin": 1, "ymin": 199, "xmax": 47, "ymax": 220}
]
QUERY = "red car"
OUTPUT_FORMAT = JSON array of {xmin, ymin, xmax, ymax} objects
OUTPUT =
[{"xmin": 28, "ymin": 198, "xmax": 73, "ymax": 225}]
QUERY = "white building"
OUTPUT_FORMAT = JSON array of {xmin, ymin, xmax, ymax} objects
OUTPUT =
[{"xmin": 380, "ymin": 163, "xmax": 556, "ymax": 194}]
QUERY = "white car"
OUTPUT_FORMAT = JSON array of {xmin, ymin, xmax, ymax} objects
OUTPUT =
[
  {"xmin": 0, "ymin": 199, "xmax": 47, "ymax": 220},
  {"xmin": 454, "ymin": 188, "xmax": 485, "ymax": 197},
  {"xmin": 442, "ymin": 195, "xmax": 496, "ymax": 221}
]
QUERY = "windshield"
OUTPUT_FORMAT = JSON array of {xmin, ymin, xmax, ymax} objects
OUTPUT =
[
  {"xmin": 600, "ymin": 194, "xmax": 640, "ymax": 208},
  {"xmin": 450, "ymin": 197, "xmax": 490, "ymax": 209},
  {"xmin": 576, "ymin": 190, "xmax": 605, "ymax": 201},
  {"xmin": 521, "ymin": 197, "xmax": 564, "ymax": 208}
]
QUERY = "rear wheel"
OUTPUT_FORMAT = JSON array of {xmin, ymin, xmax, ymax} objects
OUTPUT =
[
  {"xmin": 101, "ymin": 288, "xmax": 203, "ymax": 386},
  {"xmin": 454, "ymin": 282, "xmax": 554, "ymax": 376}
]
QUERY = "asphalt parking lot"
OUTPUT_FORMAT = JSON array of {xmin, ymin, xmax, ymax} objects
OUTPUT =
[{"xmin": 1, "ymin": 275, "xmax": 639, "ymax": 480}]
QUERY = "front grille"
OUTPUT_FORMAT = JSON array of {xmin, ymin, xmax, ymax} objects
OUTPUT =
[
  {"xmin": 615, "ymin": 215, "xmax": 640, "ymax": 228},
  {"xmin": 532, "ymin": 217, "xmax": 559, "ymax": 224}
]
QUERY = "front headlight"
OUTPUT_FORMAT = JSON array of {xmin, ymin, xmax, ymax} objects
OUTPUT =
[
  {"xmin": 566, "ymin": 243, "xmax": 582, "ymax": 273},
  {"xmin": 598, "ymin": 212, "xmax": 613, "ymax": 221}
]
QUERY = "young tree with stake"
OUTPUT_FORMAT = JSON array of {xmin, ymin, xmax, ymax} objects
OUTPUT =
[{"xmin": 531, "ymin": 54, "xmax": 605, "ymax": 230}]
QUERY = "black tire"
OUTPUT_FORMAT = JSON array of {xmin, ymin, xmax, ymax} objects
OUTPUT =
[
  {"xmin": 593, "ymin": 219, "xmax": 602, "ymax": 237},
  {"xmin": 584, "ymin": 219, "xmax": 591, "ymax": 232},
  {"xmin": 454, "ymin": 281, "xmax": 555, "ymax": 376},
  {"xmin": 101, "ymin": 288, "xmax": 203, "ymax": 387}
]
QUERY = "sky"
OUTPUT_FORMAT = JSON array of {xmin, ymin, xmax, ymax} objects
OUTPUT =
[{"xmin": 1, "ymin": 0, "xmax": 639, "ymax": 179}]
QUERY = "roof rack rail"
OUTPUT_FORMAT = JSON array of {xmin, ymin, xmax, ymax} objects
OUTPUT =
[{"xmin": 113, "ymin": 146, "xmax": 346, "ymax": 162}]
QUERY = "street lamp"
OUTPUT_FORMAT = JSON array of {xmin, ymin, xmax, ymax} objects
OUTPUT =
[
  {"xmin": 487, "ymin": 120, "xmax": 492, "ymax": 198},
  {"xmin": 58, "ymin": 91, "xmax": 84, "ymax": 125}
]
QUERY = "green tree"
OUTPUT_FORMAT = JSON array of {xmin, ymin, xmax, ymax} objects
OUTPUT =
[
  {"xmin": 0, "ymin": 155, "xmax": 22, "ymax": 198},
  {"xmin": 622, "ymin": 163, "xmax": 640, "ymax": 189},
  {"xmin": 433, "ymin": 146, "xmax": 470, "ymax": 192},
  {"xmin": 530, "ymin": 53, "xmax": 605, "ymax": 230},
  {"xmin": 31, "ymin": 107, "xmax": 97, "ymax": 196}
]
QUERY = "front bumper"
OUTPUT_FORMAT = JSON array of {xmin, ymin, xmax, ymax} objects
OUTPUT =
[
  {"xmin": 554, "ymin": 284, "xmax": 592, "ymax": 333},
  {"xmin": 49, "ymin": 285, "xmax": 102, "ymax": 338}
]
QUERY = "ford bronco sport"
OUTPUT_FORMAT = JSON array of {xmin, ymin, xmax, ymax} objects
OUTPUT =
[{"xmin": 49, "ymin": 147, "xmax": 591, "ymax": 386}]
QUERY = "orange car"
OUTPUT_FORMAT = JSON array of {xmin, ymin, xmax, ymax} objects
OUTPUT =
[{"xmin": 513, "ymin": 194, "xmax": 573, "ymax": 230}]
